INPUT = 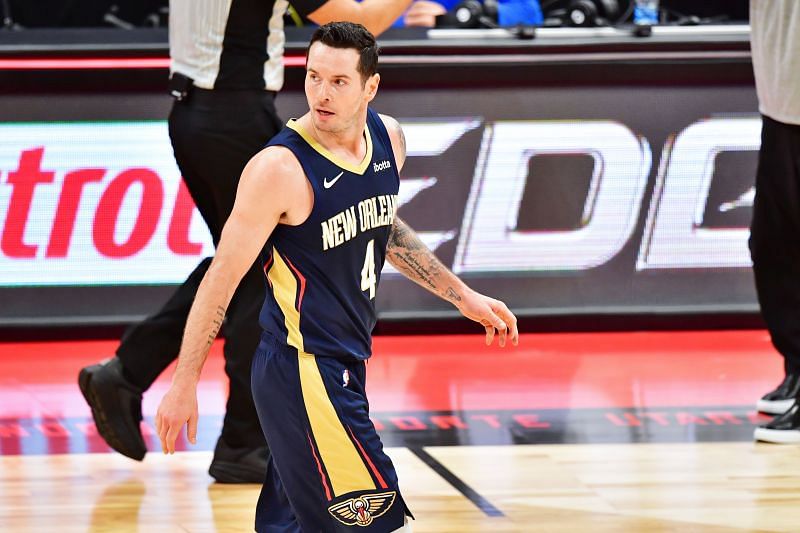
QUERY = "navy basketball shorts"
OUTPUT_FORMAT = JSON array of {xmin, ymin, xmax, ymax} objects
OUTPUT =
[{"xmin": 251, "ymin": 333, "xmax": 411, "ymax": 532}]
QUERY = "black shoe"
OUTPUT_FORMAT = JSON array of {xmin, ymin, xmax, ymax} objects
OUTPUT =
[
  {"xmin": 754, "ymin": 402, "xmax": 800, "ymax": 443},
  {"xmin": 78, "ymin": 357, "xmax": 146, "ymax": 461},
  {"xmin": 208, "ymin": 437, "xmax": 270, "ymax": 484},
  {"xmin": 756, "ymin": 373, "xmax": 800, "ymax": 414}
]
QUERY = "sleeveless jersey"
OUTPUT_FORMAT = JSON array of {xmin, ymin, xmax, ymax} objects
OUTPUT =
[{"xmin": 259, "ymin": 108, "xmax": 400, "ymax": 360}]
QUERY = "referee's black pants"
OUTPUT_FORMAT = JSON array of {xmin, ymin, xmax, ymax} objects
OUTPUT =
[
  {"xmin": 116, "ymin": 88, "xmax": 283, "ymax": 449},
  {"xmin": 750, "ymin": 115, "xmax": 800, "ymax": 376}
]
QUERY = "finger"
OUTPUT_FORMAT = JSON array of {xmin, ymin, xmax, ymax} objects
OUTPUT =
[
  {"xmin": 484, "ymin": 324, "xmax": 494, "ymax": 345},
  {"xmin": 510, "ymin": 314, "xmax": 519, "ymax": 346},
  {"xmin": 188, "ymin": 410, "xmax": 198, "ymax": 445},
  {"xmin": 489, "ymin": 307, "xmax": 507, "ymax": 347},
  {"xmin": 158, "ymin": 420, "xmax": 169, "ymax": 454},
  {"xmin": 165, "ymin": 423, "xmax": 182, "ymax": 454},
  {"xmin": 487, "ymin": 311, "xmax": 506, "ymax": 343},
  {"xmin": 495, "ymin": 303, "xmax": 519, "ymax": 347},
  {"xmin": 154, "ymin": 411, "xmax": 162, "ymax": 436}
]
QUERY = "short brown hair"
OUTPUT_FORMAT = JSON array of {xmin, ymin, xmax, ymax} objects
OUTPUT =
[{"xmin": 308, "ymin": 22, "xmax": 379, "ymax": 81}]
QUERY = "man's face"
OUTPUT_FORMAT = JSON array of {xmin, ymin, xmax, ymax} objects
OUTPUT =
[{"xmin": 305, "ymin": 42, "xmax": 378, "ymax": 134}]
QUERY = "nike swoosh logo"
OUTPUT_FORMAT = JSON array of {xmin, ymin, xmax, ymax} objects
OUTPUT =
[{"xmin": 323, "ymin": 171, "xmax": 344, "ymax": 189}]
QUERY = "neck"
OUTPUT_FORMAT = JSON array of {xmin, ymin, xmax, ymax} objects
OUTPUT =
[{"xmin": 302, "ymin": 109, "xmax": 368, "ymax": 158}]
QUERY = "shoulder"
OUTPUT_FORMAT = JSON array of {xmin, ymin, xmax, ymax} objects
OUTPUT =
[
  {"xmin": 241, "ymin": 145, "xmax": 307, "ymax": 198},
  {"xmin": 247, "ymin": 145, "xmax": 303, "ymax": 180},
  {"xmin": 378, "ymin": 113, "xmax": 406, "ymax": 169},
  {"xmin": 236, "ymin": 144, "xmax": 312, "ymax": 222},
  {"xmin": 378, "ymin": 113, "xmax": 402, "ymax": 135}
]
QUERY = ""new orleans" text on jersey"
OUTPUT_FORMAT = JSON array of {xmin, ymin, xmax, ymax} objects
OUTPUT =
[{"xmin": 321, "ymin": 194, "xmax": 399, "ymax": 251}]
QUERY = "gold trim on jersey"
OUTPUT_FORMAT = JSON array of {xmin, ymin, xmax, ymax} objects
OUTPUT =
[
  {"xmin": 267, "ymin": 247, "xmax": 304, "ymax": 352},
  {"xmin": 287, "ymin": 119, "xmax": 373, "ymax": 175},
  {"xmin": 298, "ymin": 352, "xmax": 377, "ymax": 496},
  {"xmin": 268, "ymin": 246, "xmax": 377, "ymax": 496}
]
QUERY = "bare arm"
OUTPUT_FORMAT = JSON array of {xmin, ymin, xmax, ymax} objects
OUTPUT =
[
  {"xmin": 167, "ymin": 215, "xmax": 268, "ymax": 385},
  {"xmin": 387, "ymin": 216, "xmax": 466, "ymax": 304},
  {"xmin": 380, "ymin": 113, "xmax": 517, "ymax": 346},
  {"xmin": 307, "ymin": 0, "xmax": 414, "ymax": 37},
  {"xmin": 387, "ymin": 216, "xmax": 518, "ymax": 347},
  {"xmin": 156, "ymin": 147, "xmax": 303, "ymax": 453},
  {"xmin": 403, "ymin": 1, "xmax": 447, "ymax": 27}
]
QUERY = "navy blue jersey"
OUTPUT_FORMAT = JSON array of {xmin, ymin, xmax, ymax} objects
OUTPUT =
[{"xmin": 259, "ymin": 108, "xmax": 400, "ymax": 360}]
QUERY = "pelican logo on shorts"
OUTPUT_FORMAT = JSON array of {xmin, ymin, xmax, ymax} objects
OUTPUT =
[
  {"xmin": 328, "ymin": 491, "xmax": 396, "ymax": 526},
  {"xmin": 342, "ymin": 369, "xmax": 350, "ymax": 387}
]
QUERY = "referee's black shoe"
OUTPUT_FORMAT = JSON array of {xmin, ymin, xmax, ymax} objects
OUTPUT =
[
  {"xmin": 754, "ymin": 401, "xmax": 800, "ymax": 444},
  {"xmin": 78, "ymin": 357, "xmax": 146, "ymax": 461},
  {"xmin": 209, "ymin": 436, "xmax": 270, "ymax": 484},
  {"xmin": 756, "ymin": 373, "xmax": 800, "ymax": 415}
]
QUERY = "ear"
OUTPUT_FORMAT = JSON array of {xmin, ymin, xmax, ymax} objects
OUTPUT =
[{"xmin": 365, "ymin": 73, "xmax": 380, "ymax": 102}]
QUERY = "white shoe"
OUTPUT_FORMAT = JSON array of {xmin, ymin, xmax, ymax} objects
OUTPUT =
[
  {"xmin": 754, "ymin": 426, "xmax": 800, "ymax": 443},
  {"xmin": 756, "ymin": 374, "xmax": 800, "ymax": 414},
  {"xmin": 754, "ymin": 403, "xmax": 800, "ymax": 444},
  {"xmin": 756, "ymin": 398, "xmax": 795, "ymax": 415}
]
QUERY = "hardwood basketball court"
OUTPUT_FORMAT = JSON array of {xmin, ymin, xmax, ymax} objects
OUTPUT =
[{"xmin": 2, "ymin": 331, "xmax": 799, "ymax": 532}]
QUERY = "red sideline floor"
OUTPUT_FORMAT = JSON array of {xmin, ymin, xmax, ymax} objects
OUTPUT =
[{"xmin": 0, "ymin": 331, "xmax": 782, "ymax": 455}]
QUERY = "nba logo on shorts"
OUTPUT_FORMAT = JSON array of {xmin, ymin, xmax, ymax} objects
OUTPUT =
[{"xmin": 342, "ymin": 369, "xmax": 350, "ymax": 387}]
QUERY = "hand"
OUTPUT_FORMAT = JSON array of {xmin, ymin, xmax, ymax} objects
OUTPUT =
[
  {"xmin": 457, "ymin": 289, "xmax": 519, "ymax": 347},
  {"xmin": 404, "ymin": 0, "xmax": 447, "ymax": 28},
  {"xmin": 155, "ymin": 380, "xmax": 198, "ymax": 454}
]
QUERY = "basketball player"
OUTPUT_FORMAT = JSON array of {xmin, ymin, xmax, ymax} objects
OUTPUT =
[
  {"xmin": 155, "ymin": 22, "xmax": 518, "ymax": 531},
  {"xmin": 78, "ymin": 0, "xmax": 418, "ymax": 484}
]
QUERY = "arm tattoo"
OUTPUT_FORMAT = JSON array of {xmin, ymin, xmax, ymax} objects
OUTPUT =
[
  {"xmin": 388, "ymin": 217, "xmax": 460, "ymax": 301},
  {"xmin": 206, "ymin": 305, "xmax": 225, "ymax": 348},
  {"xmin": 445, "ymin": 287, "xmax": 462, "ymax": 303}
]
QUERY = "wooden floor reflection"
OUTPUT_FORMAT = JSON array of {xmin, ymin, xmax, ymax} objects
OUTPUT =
[{"xmin": 2, "ymin": 443, "xmax": 800, "ymax": 532}]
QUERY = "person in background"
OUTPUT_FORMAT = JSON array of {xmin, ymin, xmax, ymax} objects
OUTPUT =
[
  {"xmin": 749, "ymin": 0, "xmax": 800, "ymax": 443},
  {"xmin": 401, "ymin": 0, "xmax": 542, "ymax": 29},
  {"xmin": 78, "ymin": 0, "xmax": 415, "ymax": 484},
  {"xmin": 402, "ymin": 0, "xmax": 454, "ymax": 27}
]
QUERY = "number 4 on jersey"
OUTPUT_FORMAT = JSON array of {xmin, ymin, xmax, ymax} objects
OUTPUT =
[{"xmin": 361, "ymin": 239, "xmax": 377, "ymax": 299}]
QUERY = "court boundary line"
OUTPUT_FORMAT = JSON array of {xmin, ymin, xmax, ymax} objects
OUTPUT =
[{"xmin": 408, "ymin": 446, "xmax": 504, "ymax": 518}]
